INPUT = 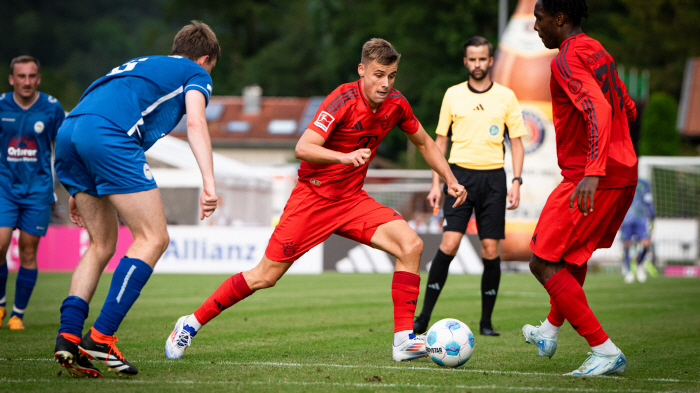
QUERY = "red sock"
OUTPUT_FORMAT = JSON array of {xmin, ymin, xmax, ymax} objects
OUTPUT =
[
  {"xmin": 59, "ymin": 332, "xmax": 81, "ymax": 344},
  {"xmin": 392, "ymin": 271, "xmax": 420, "ymax": 333},
  {"xmin": 544, "ymin": 268, "xmax": 608, "ymax": 346},
  {"xmin": 194, "ymin": 273, "xmax": 254, "ymax": 325},
  {"xmin": 547, "ymin": 262, "xmax": 588, "ymax": 326}
]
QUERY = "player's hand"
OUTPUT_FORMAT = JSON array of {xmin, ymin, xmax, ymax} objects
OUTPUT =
[
  {"xmin": 68, "ymin": 196, "xmax": 85, "ymax": 228},
  {"xmin": 427, "ymin": 185, "xmax": 442, "ymax": 208},
  {"xmin": 507, "ymin": 181, "xmax": 521, "ymax": 210},
  {"xmin": 199, "ymin": 190, "xmax": 218, "ymax": 220},
  {"xmin": 446, "ymin": 182, "xmax": 467, "ymax": 208},
  {"xmin": 570, "ymin": 176, "xmax": 599, "ymax": 216},
  {"xmin": 340, "ymin": 148, "xmax": 371, "ymax": 167}
]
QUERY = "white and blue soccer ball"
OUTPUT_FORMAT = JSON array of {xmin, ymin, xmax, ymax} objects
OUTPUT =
[{"xmin": 425, "ymin": 318, "xmax": 475, "ymax": 367}]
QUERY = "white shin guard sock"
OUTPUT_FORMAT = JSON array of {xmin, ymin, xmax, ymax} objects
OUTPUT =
[
  {"xmin": 539, "ymin": 318, "xmax": 560, "ymax": 337},
  {"xmin": 591, "ymin": 338, "xmax": 618, "ymax": 356},
  {"xmin": 184, "ymin": 314, "xmax": 203, "ymax": 332},
  {"xmin": 393, "ymin": 330, "xmax": 412, "ymax": 346}
]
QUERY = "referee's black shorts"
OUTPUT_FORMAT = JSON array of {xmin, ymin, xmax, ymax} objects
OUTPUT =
[{"xmin": 443, "ymin": 164, "xmax": 507, "ymax": 240}]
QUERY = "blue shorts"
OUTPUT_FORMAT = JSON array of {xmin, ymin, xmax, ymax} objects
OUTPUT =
[
  {"xmin": 0, "ymin": 190, "xmax": 51, "ymax": 236},
  {"xmin": 620, "ymin": 216, "xmax": 650, "ymax": 241},
  {"xmin": 55, "ymin": 114, "xmax": 157, "ymax": 197}
]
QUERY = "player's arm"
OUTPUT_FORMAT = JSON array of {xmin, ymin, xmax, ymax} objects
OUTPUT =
[
  {"xmin": 554, "ymin": 50, "xmax": 613, "ymax": 215},
  {"xmin": 408, "ymin": 124, "xmax": 466, "ymax": 208},
  {"xmin": 428, "ymin": 90, "xmax": 454, "ymax": 208},
  {"xmin": 427, "ymin": 135, "xmax": 449, "ymax": 208},
  {"xmin": 184, "ymin": 90, "xmax": 217, "ymax": 220},
  {"xmin": 505, "ymin": 93, "xmax": 526, "ymax": 210},
  {"xmin": 295, "ymin": 129, "xmax": 371, "ymax": 167},
  {"xmin": 508, "ymin": 137, "xmax": 524, "ymax": 210}
]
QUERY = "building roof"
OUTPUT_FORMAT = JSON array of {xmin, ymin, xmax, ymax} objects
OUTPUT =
[
  {"xmin": 171, "ymin": 95, "xmax": 324, "ymax": 147},
  {"xmin": 678, "ymin": 57, "xmax": 700, "ymax": 137}
]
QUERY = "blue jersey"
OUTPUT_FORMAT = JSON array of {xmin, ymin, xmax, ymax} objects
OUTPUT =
[
  {"xmin": 0, "ymin": 92, "xmax": 65, "ymax": 204},
  {"xmin": 68, "ymin": 55, "xmax": 212, "ymax": 151},
  {"xmin": 623, "ymin": 179, "xmax": 654, "ymax": 223}
]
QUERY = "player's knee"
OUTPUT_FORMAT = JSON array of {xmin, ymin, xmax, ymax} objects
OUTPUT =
[
  {"xmin": 482, "ymin": 247, "xmax": 498, "ymax": 260},
  {"xmin": 528, "ymin": 257, "xmax": 543, "ymax": 276},
  {"xmin": 256, "ymin": 273, "xmax": 280, "ymax": 289},
  {"xmin": 403, "ymin": 236, "xmax": 423, "ymax": 259},
  {"xmin": 440, "ymin": 239, "xmax": 460, "ymax": 255},
  {"xmin": 94, "ymin": 243, "xmax": 118, "ymax": 261},
  {"xmin": 18, "ymin": 246, "xmax": 38, "ymax": 264},
  {"xmin": 481, "ymin": 241, "xmax": 499, "ymax": 260},
  {"xmin": 154, "ymin": 232, "xmax": 170, "ymax": 255}
]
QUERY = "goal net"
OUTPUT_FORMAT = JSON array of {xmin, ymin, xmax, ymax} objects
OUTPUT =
[{"xmin": 639, "ymin": 156, "xmax": 700, "ymax": 265}]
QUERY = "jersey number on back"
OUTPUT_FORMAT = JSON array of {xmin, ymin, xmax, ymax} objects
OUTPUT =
[
  {"xmin": 594, "ymin": 62, "xmax": 624, "ymax": 115},
  {"xmin": 108, "ymin": 58, "xmax": 149, "ymax": 76}
]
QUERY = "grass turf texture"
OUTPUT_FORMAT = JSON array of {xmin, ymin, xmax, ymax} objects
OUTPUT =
[{"xmin": 1, "ymin": 272, "xmax": 699, "ymax": 392}]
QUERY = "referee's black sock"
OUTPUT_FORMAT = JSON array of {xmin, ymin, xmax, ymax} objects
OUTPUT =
[
  {"xmin": 417, "ymin": 249, "xmax": 454, "ymax": 321},
  {"xmin": 480, "ymin": 256, "xmax": 501, "ymax": 330}
]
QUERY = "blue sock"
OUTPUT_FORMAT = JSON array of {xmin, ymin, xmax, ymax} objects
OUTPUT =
[
  {"xmin": 58, "ymin": 296, "xmax": 90, "ymax": 338},
  {"xmin": 0, "ymin": 262, "xmax": 7, "ymax": 308},
  {"xmin": 11, "ymin": 267, "xmax": 37, "ymax": 319},
  {"xmin": 622, "ymin": 247, "xmax": 630, "ymax": 271},
  {"xmin": 637, "ymin": 247, "xmax": 648, "ymax": 263},
  {"xmin": 93, "ymin": 258, "xmax": 153, "ymax": 336}
]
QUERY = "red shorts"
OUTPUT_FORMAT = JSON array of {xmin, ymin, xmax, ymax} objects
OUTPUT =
[
  {"xmin": 265, "ymin": 181, "xmax": 404, "ymax": 262},
  {"xmin": 530, "ymin": 181, "xmax": 635, "ymax": 266}
]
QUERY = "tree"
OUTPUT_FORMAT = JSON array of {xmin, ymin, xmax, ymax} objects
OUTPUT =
[{"xmin": 639, "ymin": 92, "xmax": 679, "ymax": 156}]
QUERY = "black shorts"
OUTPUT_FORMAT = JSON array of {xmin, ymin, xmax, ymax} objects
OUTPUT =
[{"xmin": 443, "ymin": 165, "xmax": 506, "ymax": 240}]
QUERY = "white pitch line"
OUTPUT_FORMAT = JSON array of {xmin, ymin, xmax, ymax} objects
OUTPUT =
[
  {"xmin": 0, "ymin": 378, "xmax": 684, "ymax": 393},
  {"xmin": 4, "ymin": 358, "xmax": 698, "ymax": 385}
]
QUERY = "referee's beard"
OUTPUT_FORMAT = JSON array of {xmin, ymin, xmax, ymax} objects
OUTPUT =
[{"xmin": 469, "ymin": 66, "xmax": 490, "ymax": 81}]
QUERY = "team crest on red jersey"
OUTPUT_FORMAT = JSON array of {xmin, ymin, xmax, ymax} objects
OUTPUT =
[
  {"xmin": 314, "ymin": 111, "xmax": 335, "ymax": 132},
  {"xmin": 283, "ymin": 242, "xmax": 299, "ymax": 257},
  {"xmin": 568, "ymin": 79, "xmax": 583, "ymax": 94},
  {"xmin": 380, "ymin": 114, "xmax": 392, "ymax": 130}
]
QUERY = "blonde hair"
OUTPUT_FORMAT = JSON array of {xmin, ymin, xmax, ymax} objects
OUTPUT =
[
  {"xmin": 361, "ymin": 38, "xmax": 401, "ymax": 65},
  {"xmin": 171, "ymin": 20, "xmax": 221, "ymax": 62}
]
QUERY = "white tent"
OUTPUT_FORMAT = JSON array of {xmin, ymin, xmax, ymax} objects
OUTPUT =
[{"xmin": 146, "ymin": 136, "xmax": 272, "ymax": 226}]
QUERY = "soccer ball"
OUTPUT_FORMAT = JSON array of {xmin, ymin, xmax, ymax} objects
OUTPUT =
[{"xmin": 425, "ymin": 318, "xmax": 475, "ymax": 367}]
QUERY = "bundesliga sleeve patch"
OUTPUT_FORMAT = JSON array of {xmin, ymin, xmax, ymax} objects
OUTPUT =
[{"xmin": 313, "ymin": 111, "xmax": 335, "ymax": 132}]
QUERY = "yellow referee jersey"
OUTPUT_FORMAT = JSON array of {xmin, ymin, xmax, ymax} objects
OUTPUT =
[{"xmin": 436, "ymin": 82, "xmax": 526, "ymax": 170}]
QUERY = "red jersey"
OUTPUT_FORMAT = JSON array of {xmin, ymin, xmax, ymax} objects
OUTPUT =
[
  {"xmin": 550, "ymin": 33, "xmax": 638, "ymax": 189},
  {"xmin": 300, "ymin": 80, "xmax": 420, "ymax": 200}
]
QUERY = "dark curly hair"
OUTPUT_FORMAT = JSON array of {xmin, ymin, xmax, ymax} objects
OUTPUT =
[{"xmin": 541, "ymin": 0, "xmax": 589, "ymax": 25}]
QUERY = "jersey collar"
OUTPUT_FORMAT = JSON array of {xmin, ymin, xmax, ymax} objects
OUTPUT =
[
  {"xmin": 467, "ymin": 81, "xmax": 493, "ymax": 94},
  {"xmin": 11, "ymin": 91, "xmax": 41, "ymax": 111},
  {"xmin": 560, "ymin": 33, "xmax": 586, "ymax": 49}
]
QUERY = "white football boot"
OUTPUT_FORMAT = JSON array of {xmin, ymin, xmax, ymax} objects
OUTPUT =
[
  {"xmin": 392, "ymin": 334, "xmax": 428, "ymax": 361},
  {"xmin": 522, "ymin": 324, "xmax": 557, "ymax": 358},
  {"xmin": 636, "ymin": 265, "xmax": 648, "ymax": 283},
  {"xmin": 565, "ymin": 348, "xmax": 627, "ymax": 376},
  {"xmin": 165, "ymin": 316, "xmax": 197, "ymax": 359}
]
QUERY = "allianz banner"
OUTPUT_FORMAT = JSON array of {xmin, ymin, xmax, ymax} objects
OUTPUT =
[{"xmin": 4, "ymin": 226, "xmax": 322, "ymax": 274}]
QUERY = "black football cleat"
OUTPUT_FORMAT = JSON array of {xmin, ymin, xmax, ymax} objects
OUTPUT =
[
  {"xmin": 480, "ymin": 325, "xmax": 501, "ymax": 336},
  {"xmin": 413, "ymin": 315, "xmax": 430, "ymax": 334},
  {"xmin": 55, "ymin": 334, "xmax": 102, "ymax": 378},
  {"xmin": 79, "ymin": 328, "xmax": 138, "ymax": 376}
]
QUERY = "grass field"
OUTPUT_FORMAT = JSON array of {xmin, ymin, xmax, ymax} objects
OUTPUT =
[{"xmin": 1, "ymin": 271, "xmax": 699, "ymax": 392}]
